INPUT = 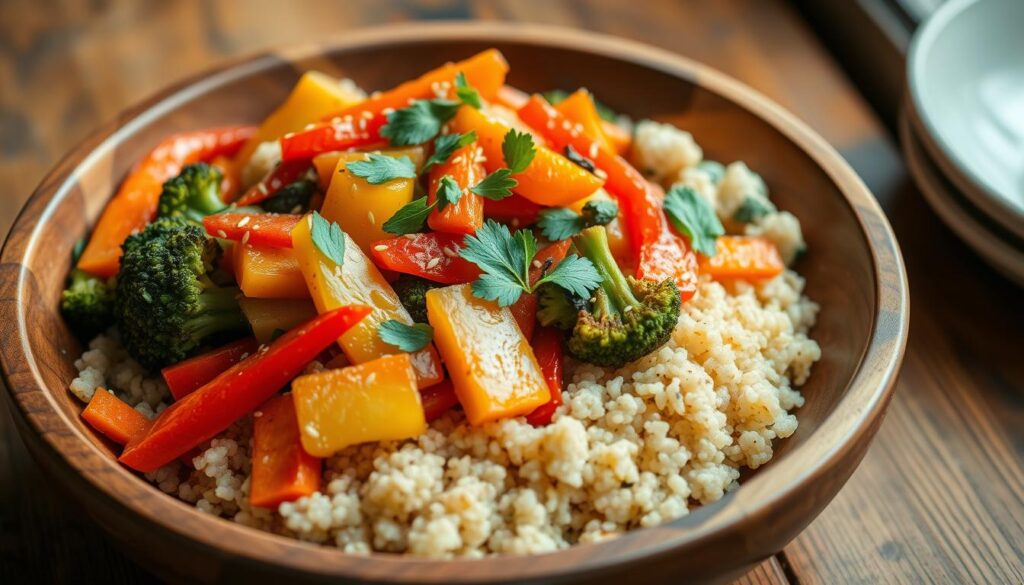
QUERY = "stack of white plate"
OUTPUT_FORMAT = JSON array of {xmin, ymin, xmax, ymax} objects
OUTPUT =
[{"xmin": 902, "ymin": 0, "xmax": 1024, "ymax": 286}]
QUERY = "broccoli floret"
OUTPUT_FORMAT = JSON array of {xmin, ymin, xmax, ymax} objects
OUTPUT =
[
  {"xmin": 536, "ymin": 283, "xmax": 586, "ymax": 330},
  {"xmin": 544, "ymin": 226, "xmax": 680, "ymax": 368},
  {"xmin": 260, "ymin": 179, "xmax": 317, "ymax": 214},
  {"xmin": 115, "ymin": 217, "xmax": 246, "ymax": 369},
  {"xmin": 580, "ymin": 199, "xmax": 618, "ymax": 227},
  {"xmin": 61, "ymin": 269, "xmax": 115, "ymax": 340},
  {"xmin": 391, "ymin": 275, "xmax": 441, "ymax": 324},
  {"xmin": 157, "ymin": 162, "xmax": 226, "ymax": 224}
]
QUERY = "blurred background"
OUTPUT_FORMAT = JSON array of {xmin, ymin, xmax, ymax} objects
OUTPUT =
[{"xmin": 1, "ymin": 1, "xmax": 1021, "ymax": 583}]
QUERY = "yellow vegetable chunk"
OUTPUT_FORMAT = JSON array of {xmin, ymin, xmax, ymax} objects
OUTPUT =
[
  {"xmin": 292, "ymin": 354, "xmax": 426, "ymax": 457},
  {"xmin": 319, "ymin": 151, "xmax": 417, "ymax": 253},
  {"xmin": 235, "ymin": 71, "xmax": 364, "ymax": 169},
  {"xmin": 235, "ymin": 244, "xmax": 309, "ymax": 299},
  {"xmin": 291, "ymin": 215, "xmax": 444, "ymax": 388},
  {"xmin": 571, "ymin": 188, "xmax": 630, "ymax": 261},
  {"xmin": 425, "ymin": 284, "xmax": 550, "ymax": 425},
  {"xmin": 238, "ymin": 297, "xmax": 318, "ymax": 343},
  {"xmin": 313, "ymin": 146, "xmax": 426, "ymax": 191}
]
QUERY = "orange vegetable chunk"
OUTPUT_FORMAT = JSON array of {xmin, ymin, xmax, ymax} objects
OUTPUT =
[
  {"xmin": 291, "ymin": 354, "xmax": 426, "ymax": 457},
  {"xmin": 313, "ymin": 146, "xmax": 425, "ymax": 191},
  {"xmin": 425, "ymin": 284, "xmax": 550, "ymax": 425},
  {"xmin": 238, "ymin": 297, "xmax": 318, "ymax": 343},
  {"xmin": 82, "ymin": 388, "xmax": 150, "ymax": 446},
  {"xmin": 235, "ymin": 243, "xmax": 309, "ymax": 299},
  {"xmin": 699, "ymin": 236, "xmax": 785, "ymax": 281},
  {"xmin": 250, "ymin": 394, "xmax": 321, "ymax": 508}
]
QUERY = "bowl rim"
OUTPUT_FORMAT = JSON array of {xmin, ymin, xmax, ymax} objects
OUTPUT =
[{"xmin": 0, "ymin": 21, "xmax": 909, "ymax": 582}]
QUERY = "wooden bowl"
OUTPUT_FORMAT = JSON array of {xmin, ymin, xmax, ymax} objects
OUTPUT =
[{"xmin": 0, "ymin": 23, "xmax": 908, "ymax": 584}]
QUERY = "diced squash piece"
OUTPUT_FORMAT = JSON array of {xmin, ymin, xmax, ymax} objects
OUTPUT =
[
  {"xmin": 292, "ymin": 354, "xmax": 426, "ymax": 457},
  {"xmin": 238, "ymin": 298, "xmax": 318, "ymax": 343},
  {"xmin": 291, "ymin": 215, "xmax": 444, "ymax": 388},
  {"xmin": 699, "ymin": 236, "xmax": 785, "ymax": 281},
  {"xmin": 313, "ymin": 146, "xmax": 426, "ymax": 190},
  {"xmin": 235, "ymin": 243, "xmax": 309, "ymax": 299},
  {"xmin": 82, "ymin": 388, "xmax": 150, "ymax": 445},
  {"xmin": 425, "ymin": 284, "xmax": 550, "ymax": 425},
  {"xmin": 250, "ymin": 394, "xmax": 321, "ymax": 508},
  {"xmin": 319, "ymin": 151, "xmax": 417, "ymax": 252},
  {"xmin": 570, "ymin": 188, "xmax": 631, "ymax": 260},
  {"xmin": 235, "ymin": 71, "xmax": 365, "ymax": 169}
]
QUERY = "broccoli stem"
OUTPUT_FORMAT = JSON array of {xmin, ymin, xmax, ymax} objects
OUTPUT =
[
  {"xmin": 185, "ymin": 287, "xmax": 246, "ymax": 340},
  {"xmin": 574, "ymin": 226, "xmax": 639, "ymax": 317}
]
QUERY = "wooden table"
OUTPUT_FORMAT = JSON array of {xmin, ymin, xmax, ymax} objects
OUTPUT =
[{"xmin": 1, "ymin": 1, "xmax": 1021, "ymax": 582}]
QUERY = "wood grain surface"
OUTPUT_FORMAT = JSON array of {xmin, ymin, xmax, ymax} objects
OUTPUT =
[{"xmin": 0, "ymin": 1, "xmax": 1019, "ymax": 584}]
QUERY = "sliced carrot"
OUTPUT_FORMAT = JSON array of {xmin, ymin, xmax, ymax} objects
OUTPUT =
[
  {"xmin": 699, "ymin": 236, "xmax": 784, "ymax": 281},
  {"xmin": 427, "ymin": 145, "xmax": 486, "ymax": 234},
  {"xmin": 496, "ymin": 85, "xmax": 630, "ymax": 155},
  {"xmin": 82, "ymin": 388, "xmax": 151, "ymax": 446},
  {"xmin": 250, "ymin": 394, "xmax": 321, "ymax": 508},
  {"xmin": 553, "ymin": 89, "xmax": 615, "ymax": 154}
]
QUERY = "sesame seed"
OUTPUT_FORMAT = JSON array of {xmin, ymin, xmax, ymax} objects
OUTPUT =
[
  {"xmin": 216, "ymin": 230, "xmax": 227, "ymax": 239},
  {"xmin": 241, "ymin": 231, "xmax": 250, "ymax": 245},
  {"xmin": 361, "ymin": 111, "xmax": 374, "ymax": 120},
  {"xmin": 365, "ymin": 372, "xmax": 377, "ymax": 385},
  {"xmin": 236, "ymin": 216, "xmax": 251, "ymax": 228},
  {"xmin": 257, "ymin": 183, "xmax": 268, "ymax": 194},
  {"xmin": 623, "ymin": 305, "xmax": 634, "ymax": 313},
  {"xmin": 304, "ymin": 423, "xmax": 320, "ymax": 438},
  {"xmin": 532, "ymin": 260, "xmax": 542, "ymax": 268},
  {"xmin": 253, "ymin": 410, "xmax": 262, "ymax": 418},
  {"xmin": 426, "ymin": 258, "xmax": 441, "ymax": 269},
  {"xmin": 404, "ymin": 234, "xmax": 417, "ymax": 240},
  {"xmin": 589, "ymin": 142, "xmax": 599, "ymax": 158},
  {"xmin": 252, "ymin": 224, "xmax": 260, "ymax": 230},
  {"xmin": 594, "ymin": 168, "xmax": 609, "ymax": 179},
  {"xmin": 367, "ymin": 211, "xmax": 376, "ymax": 225},
  {"xmin": 442, "ymin": 247, "xmax": 457, "ymax": 258},
  {"xmin": 373, "ymin": 244, "xmax": 389, "ymax": 252}
]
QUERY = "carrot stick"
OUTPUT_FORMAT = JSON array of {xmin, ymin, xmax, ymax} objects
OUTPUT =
[
  {"xmin": 250, "ymin": 394, "xmax": 321, "ymax": 508},
  {"xmin": 82, "ymin": 388, "xmax": 151, "ymax": 446}
]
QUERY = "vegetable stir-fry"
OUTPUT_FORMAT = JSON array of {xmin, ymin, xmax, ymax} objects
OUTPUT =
[{"xmin": 62, "ymin": 49, "xmax": 789, "ymax": 508}]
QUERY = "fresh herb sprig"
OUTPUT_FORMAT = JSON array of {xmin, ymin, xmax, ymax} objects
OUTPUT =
[
  {"xmin": 422, "ymin": 131, "xmax": 477, "ymax": 172},
  {"xmin": 346, "ymin": 154, "xmax": 417, "ymax": 184},
  {"xmin": 310, "ymin": 211, "xmax": 347, "ymax": 266},
  {"xmin": 381, "ymin": 175, "xmax": 464, "ymax": 235},
  {"xmin": 378, "ymin": 320, "xmax": 433, "ymax": 352},
  {"xmin": 469, "ymin": 129, "xmax": 536, "ymax": 201},
  {"xmin": 454, "ymin": 72, "xmax": 482, "ymax": 109},
  {"xmin": 663, "ymin": 185, "xmax": 724, "ymax": 256},
  {"xmin": 537, "ymin": 199, "xmax": 619, "ymax": 241}
]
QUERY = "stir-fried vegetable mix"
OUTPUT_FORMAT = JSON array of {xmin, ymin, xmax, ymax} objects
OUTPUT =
[{"xmin": 62, "ymin": 50, "xmax": 788, "ymax": 507}]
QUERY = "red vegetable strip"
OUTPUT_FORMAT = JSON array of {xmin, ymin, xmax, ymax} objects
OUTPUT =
[
  {"xmin": 161, "ymin": 337, "xmax": 259, "ymax": 401},
  {"xmin": 234, "ymin": 159, "xmax": 314, "ymax": 206},
  {"xmin": 427, "ymin": 145, "xmax": 486, "ymax": 235},
  {"xmin": 483, "ymin": 195, "xmax": 544, "ymax": 227},
  {"xmin": 517, "ymin": 96, "xmax": 698, "ymax": 300},
  {"xmin": 419, "ymin": 379, "xmax": 461, "ymax": 423},
  {"xmin": 120, "ymin": 305, "xmax": 371, "ymax": 472},
  {"xmin": 369, "ymin": 232, "xmax": 480, "ymax": 284},
  {"xmin": 279, "ymin": 115, "xmax": 386, "ymax": 162},
  {"xmin": 77, "ymin": 126, "xmax": 256, "ymax": 278},
  {"xmin": 82, "ymin": 388, "xmax": 152, "ymax": 446},
  {"xmin": 210, "ymin": 155, "xmax": 241, "ymax": 202},
  {"xmin": 509, "ymin": 240, "xmax": 572, "ymax": 340},
  {"xmin": 250, "ymin": 394, "xmax": 321, "ymax": 508},
  {"xmin": 203, "ymin": 213, "xmax": 302, "ymax": 249},
  {"xmin": 525, "ymin": 327, "xmax": 565, "ymax": 426}
]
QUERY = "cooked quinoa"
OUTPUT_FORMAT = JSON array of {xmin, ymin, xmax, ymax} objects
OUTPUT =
[{"xmin": 68, "ymin": 116, "xmax": 820, "ymax": 557}]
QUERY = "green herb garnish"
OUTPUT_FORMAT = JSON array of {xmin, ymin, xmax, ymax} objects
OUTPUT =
[
  {"xmin": 310, "ymin": 211, "xmax": 347, "ymax": 265},
  {"xmin": 537, "ymin": 199, "xmax": 619, "ymax": 241},
  {"xmin": 422, "ymin": 131, "xmax": 477, "ymax": 172},
  {"xmin": 380, "ymin": 99, "xmax": 460, "ymax": 146},
  {"xmin": 663, "ymin": 185, "xmax": 724, "ymax": 256},
  {"xmin": 454, "ymin": 72, "xmax": 482, "ymax": 109},
  {"xmin": 469, "ymin": 130, "xmax": 537, "ymax": 200},
  {"xmin": 346, "ymin": 154, "xmax": 417, "ymax": 185},
  {"xmin": 378, "ymin": 320, "xmax": 434, "ymax": 352},
  {"xmin": 381, "ymin": 175, "xmax": 463, "ymax": 235}
]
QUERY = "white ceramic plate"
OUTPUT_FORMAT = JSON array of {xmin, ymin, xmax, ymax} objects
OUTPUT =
[
  {"xmin": 900, "ymin": 106, "xmax": 1024, "ymax": 288},
  {"xmin": 907, "ymin": 0, "xmax": 1024, "ymax": 239}
]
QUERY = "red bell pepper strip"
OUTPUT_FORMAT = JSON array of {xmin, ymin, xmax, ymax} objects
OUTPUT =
[
  {"xmin": 82, "ymin": 388, "xmax": 152, "ymax": 446},
  {"xmin": 210, "ymin": 155, "xmax": 241, "ymax": 202},
  {"xmin": 483, "ymin": 195, "xmax": 544, "ymax": 227},
  {"xmin": 203, "ymin": 213, "xmax": 302, "ymax": 249},
  {"xmin": 419, "ymin": 379, "xmax": 461, "ymax": 423},
  {"xmin": 525, "ymin": 327, "xmax": 565, "ymax": 426},
  {"xmin": 120, "ymin": 305, "xmax": 371, "ymax": 473},
  {"xmin": 509, "ymin": 240, "xmax": 572, "ymax": 340},
  {"xmin": 496, "ymin": 85, "xmax": 631, "ymax": 155},
  {"xmin": 250, "ymin": 394, "xmax": 321, "ymax": 508},
  {"xmin": 233, "ymin": 159, "xmax": 314, "ymax": 206},
  {"xmin": 369, "ymin": 232, "xmax": 480, "ymax": 284},
  {"xmin": 77, "ymin": 126, "xmax": 256, "ymax": 278},
  {"xmin": 517, "ymin": 96, "xmax": 699, "ymax": 300},
  {"xmin": 427, "ymin": 145, "xmax": 486, "ymax": 235},
  {"xmin": 161, "ymin": 337, "xmax": 259, "ymax": 401},
  {"xmin": 279, "ymin": 115, "xmax": 386, "ymax": 162}
]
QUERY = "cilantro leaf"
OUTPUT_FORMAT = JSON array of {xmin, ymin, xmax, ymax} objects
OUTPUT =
[
  {"xmin": 663, "ymin": 185, "xmax": 724, "ymax": 256},
  {"xmin": 470, "ymin": 274, "xmax": 526, "ymax": 307},
  {"xmin": 436, "ymin": 175, "xmax": 462, "ymax": 210},
  {"xmin": 380, "ymin": 99, "xmax": 460, "ymax": 146},
  {"xmin": 470, "ymin": 169, "xmax": 516, "ymax": 200},
  {"xmin": 422, "ymin": 131, "xmax": 477, "ymax": 172},
  {"xmin": 378, "ymin": 320, "xmax": 434, "ymax": 352},
  {"xmin": 502, "ymin": 129, "xmax": 536, "ymax": 174},
  {"xmin": 536, "ymin": 255, "xmax": 601, "ymax": 299},
  {"xmin": 454, "ymin": 72, "xmax": 482, "ymax": 109},
  {"xmin": 537, "ymin": 207, "xmax": 584, "ymax": 241},
  {"xmin": 310, "ymin": 211, "xmax": 346, "ymax": 266},
  {"xmin": 382, "ymin": 197, "xmax": 437, "ymax": 235},
  {"xmin": 346, "ymin": 154, "xmax": 417, "ymax": 185}
]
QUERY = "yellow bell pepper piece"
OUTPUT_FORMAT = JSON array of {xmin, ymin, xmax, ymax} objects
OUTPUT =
[
  {"xmin": 425, "ymin": 284, "xmax": 550, "ymax": 425},
  {"xmin": 238, "ymin": 297, "xmax": 318, "ymax": 343},
  {"xmin": 292, "ymin": 354, "xmax": 426, "ymax": 457},
  {"xmin": 571, "ymin": 188, "xmax": 631, "ymax": 261},
  {"xmin": 235, "ymin": 71, "xmax": 365, "ymax": 170},
  {"xmin": 235, "ymin": 243, "xmax": 309, "ymax": 299},
  {"xmin": 318, "ymin": 151, "xmax": 420, "ymax": 253},
  {"xmin": 313, "ymin": 146, "xmax": 426, "ymax": 191},
  {"xmin": 291, "ymin": 215, "xmax": 444, "ymax": 388}
]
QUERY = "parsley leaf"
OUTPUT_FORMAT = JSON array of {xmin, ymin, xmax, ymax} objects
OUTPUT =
[
  {"xmin": 502, "ymin": 129, "xmax": 536, "ymax": 174},
  {"xmin": 663, "ymin": 185, "xmax": 724, "ymax": 256},
  {"xmin": 436, "ymin": 175, "xmax": 462, "ymax": 210},
  {"xmin": 536, "ymin": 255, "xmax": 601, "ymax": 299},
  {"xmin": 346, "ymin": 154, "xmax": 417, "ymax": 185},
  {"xmin": 537, "ymin": 207, "xmax": 583, "ymax": 241},
  {"xmin": 454, "ymin": 72, "xmax": 482, "ymax": 109},
  {"xmin": 422, "ymin": 131, "xmax": 476, "ymax": 172},
  {"xmin": 380, "ymin": 99, "xmax": 460, "ymax": 146},
  {"xmin": 470, "ymin": 168, "xmax": 516, "ymax": 200},
  {"xmin": 310, "ymin": 211, "xmax": 347, "ymax": 266},
  {"xmin": 378, "ymin": 320, "xmax": 434, "ymax": 352},
  {"xmin": 382, "ymin": 197, "xmax": 436, "ymax": 235}
]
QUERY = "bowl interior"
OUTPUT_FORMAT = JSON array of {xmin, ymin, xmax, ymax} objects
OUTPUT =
[{"xmin": 3, "ymin": 28, "xmax": 901, "ymax": 582}]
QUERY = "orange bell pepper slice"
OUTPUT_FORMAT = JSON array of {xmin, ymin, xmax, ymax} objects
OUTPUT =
[
  {"xmin": 161, "ymin": 337, "xmax": 259, "ymax": 401},
  {"xmin": 250, "ymin": 394, "xmax": 321, "ymax": 508},
  {"xmin": 699, "ymin": 236, "xmax": 784, "ymax": 281},
  {"xmin": 82, "ymin": 388, "xmax": 151, "ymax": 446},
  {"xmin": 448, "ymin": 105, "xmax": 604, "ymax": 206},
  {"xmin": 496, "ymin": 85, "xmax": 630, "ymax": 155},
  {"xmin": 427, "ymin": 145, "xmax": 486, "ymax": 234},
  {"xmin": 76, "ymin": 126, "xmax": 256, "ymax": 278}
]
